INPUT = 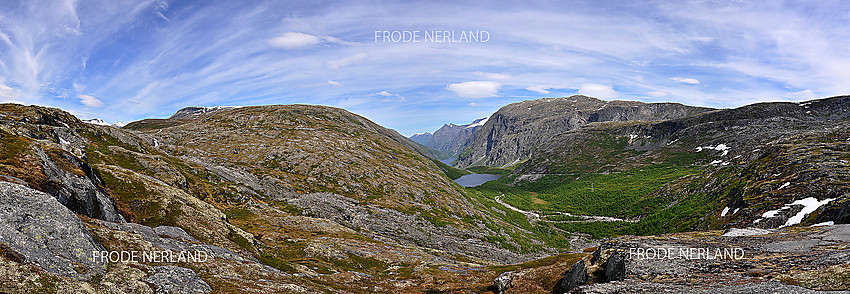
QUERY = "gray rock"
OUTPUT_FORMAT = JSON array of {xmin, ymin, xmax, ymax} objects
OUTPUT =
[
  {"xmin": 557, "ymin": 259, "xmax": 588, "ymax": 293},
  {"xmin": 604, "ymin": 253, "xmax": 626, "ymax": 282},
  {"xmin": 102, "ymin": 221, "xmax": 246, "ymax": 262},
  {"xmin": 0, "ymin": 182, "xmax": 106, "ymax": 278},
  {"xmin": 154, "ymin": 226, "xmax": 199, "ymax": 242},
  {"xmin": 286, "ymin": 192, "xmax": 536, "ymax": 264},
  {"xmin": 493, "ymin": 271, "xmax": 514, "ymax": 294},
  {"xmin": 35, "ymin": 147, "xmax": 125, "ymax": 223},
  {"xmin": 455, "ymin": 96, "xmax": 714, "ymax": 168},
  {"xmin": 144, "ymin": 265, "xmax": 211, "ymax": 294}
]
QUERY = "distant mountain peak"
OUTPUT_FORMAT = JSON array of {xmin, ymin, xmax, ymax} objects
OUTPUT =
[
  {"xmin": 168, "ymin": 106, "xmax": 241, "ymax": 120},
  {"xmin": 465, "ymin": 116, "xmax": 489, "ymax": 128},
  {"xmin": 83, "ymin": 118, "xmax": 125, "ymax": 127}
]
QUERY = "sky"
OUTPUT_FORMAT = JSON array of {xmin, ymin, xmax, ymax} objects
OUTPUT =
[{"xmin": 1, "ymin": 0, "xmax": 850, "ymax": 135}]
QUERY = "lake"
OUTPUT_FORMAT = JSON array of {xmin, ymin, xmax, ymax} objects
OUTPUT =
[
  {"xmin": 453, "ymin": 173, "xmax": 501, "ymax": 187},
  {"xmin": 440, "ymin": 157, "xmax": 456, "ymax": 165}
]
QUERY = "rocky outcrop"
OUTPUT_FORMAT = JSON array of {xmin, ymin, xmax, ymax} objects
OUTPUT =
[
  {"xmin": 492, "ymin": 271, "xmax": 514, "ymax": 294},
  {"xmin": 36, "ymin": 147, "xmax": 125, "ymax": 223},
  {"xmin": 0, "ymin": 182, "xmax": 106, "ymax": 279},
  {"xmin": 0, "ymin": 104, "xmax": 126, "ymax": 223},
  {"xmin": 557, "ymin": 259, "xmax": 589, "ymax": 293},
  {"xmin": 144, "ymin": 265, "xmax": 212, "ymax": 294},
  {"xmin": 563, "ymin": 224, "xmax": 850, "ymax": 293}
]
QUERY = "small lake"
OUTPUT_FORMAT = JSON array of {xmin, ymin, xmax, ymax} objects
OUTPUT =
[{"xmin": 454, "ymin": 174, "xmax": 501, "ymax": 187}]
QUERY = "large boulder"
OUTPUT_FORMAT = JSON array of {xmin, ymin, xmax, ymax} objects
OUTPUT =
[
  {"xmin": 0, "ymin": 182, "xmax": 106, "ymax": 278},
  {"xmin": 557, "ymin": 259, "xmax": 588, "ymax": 293},
  {"xmin": 605, "ymin": 253, "xmax": 626, "ymax": 282}
]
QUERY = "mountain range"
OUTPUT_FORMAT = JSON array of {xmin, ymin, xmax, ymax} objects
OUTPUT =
[{"xmin": 0, "ymin": 95, "xmax": 847, "ymax": 293}]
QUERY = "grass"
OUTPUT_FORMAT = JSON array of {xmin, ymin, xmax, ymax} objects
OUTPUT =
[
  {"xmin": 428, "ymin": 157, "xmax": 470, "ymax": 180},
  {"xmin": 515, "ymin": 165, "xmax": 700, "ymax": 218},
  {"xmin": 466, "ymin": 166, "xmax": 514, "ymax": 175}
]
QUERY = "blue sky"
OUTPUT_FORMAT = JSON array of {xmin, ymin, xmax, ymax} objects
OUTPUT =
[{"xmin": 1, "ymin": 0, "xmax": 849, "ymax": 135}]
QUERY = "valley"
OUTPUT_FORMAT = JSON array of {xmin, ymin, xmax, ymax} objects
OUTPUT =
[{"xmin": 0, "ymin": 95, "xmax": 847, "ymax": 293}]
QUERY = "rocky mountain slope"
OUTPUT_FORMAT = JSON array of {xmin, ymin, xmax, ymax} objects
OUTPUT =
[
  {"xmin": 0, "ymin": 96, "xmax": 847, "ymax": 293},
  {"xmin": 0, "ymin": 103, "xmax": 575, "ymax": 293},
  {"xmin": 454, "ymin": 96, "xmax": 713, "ymax": 168},
  {"xmin": 509, "ymin": 96, "xmax": 849, "ymax": 230}
]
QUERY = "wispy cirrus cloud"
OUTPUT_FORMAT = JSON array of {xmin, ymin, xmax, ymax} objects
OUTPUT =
[
  {"xmin": 1, "ymin": 0, "xmax": 850, "ymax": 135},
  {"xmin": 670, "ymin": 77, "xmax": 700, "ymax": 85}
]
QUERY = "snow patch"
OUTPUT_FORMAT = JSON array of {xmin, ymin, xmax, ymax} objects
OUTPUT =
[
  {"xmin": 782, "ymin": 198, "xmax": 835, "ymax": 228},
  {"xmin": 759, "ymin": 197, "xmax": 836, "ymax": 228},
  {"xmin": 696, "ymin": 144, "xmax": 730, "ymax": 156},
  {"xmin": 778, "ymin": 182, "xmax": 790, "ymax": 190},
  {"xmin": 59, "ymin": 137, "xmax": 70, "ymax": 145},
  {"xmin": 721, "ymin": 206, "xmax": 730, "ymax": 217},
  {"xmin": 811, "ymin": 221, "xmax": 834, "ymax": 227},
  {"xmin": 722, "ymin": 228, "xmax": 773, "ymax": 237},
  {"xmin": 465, "ymin": 116, "xmax": 490, "ymax": 128},
  {"xmin": 83, "ymin": 118, "xmax": 110, "ymax": 126}
]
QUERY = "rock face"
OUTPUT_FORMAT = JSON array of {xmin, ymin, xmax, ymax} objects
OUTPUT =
[
  {"xmin": 144, "ymin": 265, "xmax": 212, "ymax": 294},
  {"xmin": 558, "ymin": 258, "xmax": 588, "ymax": 293},
  {"xmin": 0, "ymin": 104, "xmax": 125, "ymax": 223},
  {"xmin": 604, "ymin": 253, "xmax": 625, "ymax": 282},
  {"xmin": 455, "ymin": 96, "xmax": 713, "ymax": 168},
  {"xmin": 35, "ymin": 147, "xmax": 125, "ymax": 223},
  {"xmin": 0, "ymin": 182, "xmax": 105, "ymax": 278}
]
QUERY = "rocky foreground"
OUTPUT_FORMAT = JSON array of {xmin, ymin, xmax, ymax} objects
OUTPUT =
[{"xmin": 556, "ymin": 224, "xmax": 850, "ymax": 293}]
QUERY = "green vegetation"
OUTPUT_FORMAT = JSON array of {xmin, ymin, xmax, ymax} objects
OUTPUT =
[
  {"xmin": 466, "ymin": 165, "xmax": 514, "ymax": 175},
  {"xmin": 515, "ymin": 165, "xmax": 699, "ymax": 217},
  {"xmin": 553, "ymin": 221, "xmax": 630, "ymax": 239},
  {"xmin": 0, "ymin": 129, "xmax": 29, "ymax": 161},
  {"xmin": 428, "ymin": 157, "xmax": 470, "ymax": 180}
]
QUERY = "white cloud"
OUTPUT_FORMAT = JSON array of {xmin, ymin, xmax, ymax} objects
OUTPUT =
[
  {"xmin": 327, "ymin": 80, "xmax": 342, "ymax": 86},
  {"xmin": 447, "ymin": 81, "xmax": 501, "ymax": 98},
  {"xmin": 670, "ymin": 77, "xmax": 700, "ymax": 84},
  {"xmin": 473, "ymin": 71, "xmax": 512, "ymax": 80},
  {"xmin": 578, "ymin": 84, "xmax": 619, "ymax": 99},
  {"xmin": 784, "ymin": 89, "xmax": 817, "ymax": 100},
  {"xmin": 78, "ymin": 94, "xmax": 105, "ymax": 107},
  {"xmin": 468, "ymin": 102, "xmax": 480, "ymax": 107},
  {"xmin": 0, "ymin": 83, "xmax": 16, "ymax": 98},
  {"xmin": 268, "ymin": 32, "xmax": 322, "ymax": 49},
  {"xmin": 327, "ymin": 52, "xmax": 369, "ymax": 69},
  {"xmin": 647, "ymin": 91, "xmax": 668, "ymax": 97},
  {"xmin": 370, "ymin": 90, "xmax": 405, "ymax": 102},
  {"xmin": 526, "ymin": 86, "xmax": 550, "ymax": 94}
]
